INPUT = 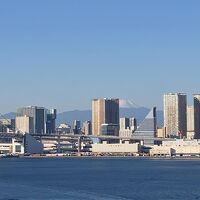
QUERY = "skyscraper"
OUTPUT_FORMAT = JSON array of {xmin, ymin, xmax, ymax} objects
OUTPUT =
[
  {"xmin": 35, "ymin": 107, "xmax": 46, "ymax": 134},
  {"xmin": 187, "ymin": 105, "xmax": 195, "ymax": 139},
  {"xmin": 129, "ymin": 118, "xmax": 137, "ymax": 131},
  {"xmin": 17, "ymin": 106, "xmax": 56, "ymax": 134},
  {"xmin": 164, "ymin": 93, "xmax": 187, "ymax": 138},
  {"xmin": 82, "ymin": 121, "xmax": 92, "ymax": 135},
  {"xmin": 15, "ymin": 116, "xmax": 34, "ymax": 134},
  {"xmin": 46, "ymin": 109, "xmax": 57, "ymax": 134},
  {"xmin": 120, "ymin": 118, "xmax": 130, "ymax": 130},
  {"xmin": 194, "ymin": 95, "xmax": 200, "ymax": 139},
  {"xmin": 73, "ymin": 120, "xmax": 81, "ymax": 135},
  {"xmin": 92, "ymin": 98, "xmax": 119, "ymax": 136},
  {"xmin": 119, "ymin": 117, "xmax": 137, "ymax": 138},
  {"xmin": 17, "ymin": 106, "xmax": 37, "ymax": 133}
]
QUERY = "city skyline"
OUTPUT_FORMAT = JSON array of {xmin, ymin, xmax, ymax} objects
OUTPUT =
[
  {"xmin": 1, "ymin": 2, "xmax": 200, "ymax": 199},
  {"xmin": 1, "ymin": 1, "xmax": 200, "ymax": 113},
  {"xmin": 1, "ymin": 94, "xmax": 200, "ymax": 115}
]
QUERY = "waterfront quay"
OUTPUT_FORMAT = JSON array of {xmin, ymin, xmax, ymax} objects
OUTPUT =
[{"xmin": 1, "ymin": 132, "xmax": 200, "ymax": 159}]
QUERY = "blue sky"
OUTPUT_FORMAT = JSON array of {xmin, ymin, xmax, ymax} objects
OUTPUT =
[{"xmin": 0, "ymin": 0, "xmax": 200, "ymax": 113}]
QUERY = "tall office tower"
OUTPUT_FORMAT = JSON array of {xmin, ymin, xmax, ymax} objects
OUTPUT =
[
  {"xmin": 17, "ymin": 106, "xmax": 51, "ymax": 134},
  {"xmin": 82, "ymin": 121, "xmax": 92, "ymax": 135},
  {"xmin": 17, "ymin": 106, "xmax": 37, "ymax": 133},
  {"xmin": 164, "ymin": 93, "xmax": 187, "ymax": 138},
  {"xmin": 92, "ymin": 98, "xmax": 119, "ymax": 136},
  {"xmin": 129, "ymin": 118, "xmax": 137, "ymax": 131},
  {"xmin": 73, "ymin": 120, "xmax": 81, "ymax": 135},
  {"xmin": 15, "ymin": 116, "xmax": 34, "ymax": 134},
  {"xmin": 187, "ymin": 105, "xmax": 195, "ymax": 139},
  {"xmin": 194, "ymin": 95, "xmax": 200, "ymax": 139},
  {"xmin": 119, "ymin": 117, "xmax": 137, "ymax": 137},
  {"xmin": 120, "ymin": 118, "xmax": 130, "ymax": 130},
  {"xmin": 46, "ymin": 109, "xmax": 57, "ymax": 134},
  {"xmin": 73, "ymin": 120, "xmax": 81, "ymax": 129},
  {"xmin": 35, "ymin": 107, "xmax": 46, "ymax": 134}
]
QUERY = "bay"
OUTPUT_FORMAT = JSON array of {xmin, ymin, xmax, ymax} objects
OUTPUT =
[{"xmin": 0, "ymin": 157, "xmax": 200, "ymax": 200}]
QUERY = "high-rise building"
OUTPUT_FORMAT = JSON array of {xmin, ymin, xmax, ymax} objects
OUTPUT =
[
  {"xmin": 73, "ymin": 120, "xmax": 81, "ymax": 134},
  {"xmin": 73, "ymin": 120, "xmax": 81, "ymax": 130},
  {"xmin": 119, "ymin": 117, "xmax": 137, "ymax": 138},
  {"xmin": 46, "ymin": 109, "xmax": 57, "ymax": 134},
  {"xmin": 92, "ymin": 98, "xmax": 119, "ymax": 136},
  {"xmin": 120, "ymin": 118, "xmax": 130, "ymax": 130},
  {"xmin": 17, "ymin": 106, "xmax": 36, "ymax": 133},
  {"xmin": 15, "ymin": 116, "xmax": 34, "ymax": 134},
  {"xmin": 164, "ymin": 93, "xmax": 187, "ymax": 138},
  {"xmin": 194, "ymin": 95, "xmax": 200, "ymax": 139},
  {"xmin": 17, "ymin": 106, "xmax": 56, "ymax": 134},
  {"xmin": 82, "ymin": 121, "xmax": 92, "ymax": 135},
  {"xmin": 129, "ymin": 118, "xmax": 137, "ymax": 131},
  {"xmin": 100, "ymin": 124, "xmax": 119, "ymax": 136},
  {"xmin": 35, "ymin": 107, "xmax": 46, "ymax": 134},
  {"xmin": 134, "ymin": 107, "xmax": 157, "ymax": 145},
  {"xmin": 187, "ymin": 105, "xmax": 195, "ymax": 139}
]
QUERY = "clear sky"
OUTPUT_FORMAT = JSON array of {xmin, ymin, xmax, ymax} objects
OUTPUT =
[{"xmin": 0, "ymin": 0, "xmax": 200, "ymax": 113}]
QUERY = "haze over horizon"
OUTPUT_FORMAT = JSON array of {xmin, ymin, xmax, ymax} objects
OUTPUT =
[
  {"xmin": 2, "ymin": 99, "xmax": 152, "ymax": 115},
  {"xmin": 1, "ymin": 0, "xmax": 200, "ymax": 113}
]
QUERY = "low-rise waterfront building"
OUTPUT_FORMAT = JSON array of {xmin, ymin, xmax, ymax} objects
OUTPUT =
[
  {"xmin": 150, "ymin": 139, "xmax": 200, "ymax": 156},
  {"xmin": 91, "ymin": 141, "xmax": 140, "ymax": 153},
  {"xmin": 0, "ymin": 134, "xmax": 43, "ymax": 155},
  {"xmin": 56, "ymin": 123, "xmax": 71, "ymax": 134}
]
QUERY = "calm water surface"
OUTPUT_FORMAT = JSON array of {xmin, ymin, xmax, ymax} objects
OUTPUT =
[{"xmin": 0, "ymin": 157, "xmax": 200, "ymax": 200}]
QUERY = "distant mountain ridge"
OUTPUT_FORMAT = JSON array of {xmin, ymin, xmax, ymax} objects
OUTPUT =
[
  {"xmin": 2, "ymin": 108, "xmax": 163, "ymax": 127},
  {"xmin": 1, "ymin": 112, "xmax": 16, "ymax": 120},
  {"xmin": 57, "ymin": 108, "xmax": 163, "ymax": 127}
]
